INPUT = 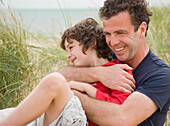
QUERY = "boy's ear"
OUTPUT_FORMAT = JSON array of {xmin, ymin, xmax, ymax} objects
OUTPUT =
[
  {"xmin": 91, "ymin": 39, "xmax": 97, "ymax": 48},
  {"xmin": 138, "ymin": 22, "xmax": 147, "ymax": 38}
]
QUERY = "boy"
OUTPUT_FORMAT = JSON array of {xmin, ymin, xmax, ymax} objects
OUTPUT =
[{"xmin": 0, "ymin": 18, "xmax": 132, "ymax": 126}]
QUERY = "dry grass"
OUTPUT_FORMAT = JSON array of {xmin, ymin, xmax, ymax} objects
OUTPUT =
[{"xmin": 0, "ymin": 0, "xmax": 169, "ymax": 125}]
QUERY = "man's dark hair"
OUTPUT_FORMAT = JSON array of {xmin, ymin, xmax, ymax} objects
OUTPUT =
[
  {"xmin": 99, "ymin": 0, "xmax": 153, "ymax": 36},
  {"xmin": 60, "ymin": 18, "xmax": 112, "ymax": 61}
]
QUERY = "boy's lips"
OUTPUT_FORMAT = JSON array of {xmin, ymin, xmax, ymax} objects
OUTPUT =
[{"xmin": 71, "ymin": 57, "xmax": 76, "ymax": 63}]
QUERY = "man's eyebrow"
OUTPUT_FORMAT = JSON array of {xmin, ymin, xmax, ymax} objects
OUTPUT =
[
  {"xmin": 115, "ymin": 29, "xmax": 128, "ymax": 33},
  {"xmin": 104, "ymin": 29, "xmax": 128, "ymax": 34}
]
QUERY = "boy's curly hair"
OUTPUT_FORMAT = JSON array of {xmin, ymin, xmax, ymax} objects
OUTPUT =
[
  {"xmin": 60, "ymin": 18, "xmax": 112, "ymax": 61},
  {"xmin": 99, "ymin": 0, "xmax": 153, "ymax": 36}
]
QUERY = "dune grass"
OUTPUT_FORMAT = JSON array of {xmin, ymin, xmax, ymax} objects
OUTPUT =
[
  {"xmin": 0, "ymin": 3, "xmax": 67, "ymax": 108},
  {"xmin": 147, "ymin": 7, "xmax": 170, "ymax": 65},
  {"xmin": 0, "ymin": 5, "xmax": 33, "ymax": 107},
  {"xmin": 0, "ymin": 1, "xmax": 169, "ymax": 125}
]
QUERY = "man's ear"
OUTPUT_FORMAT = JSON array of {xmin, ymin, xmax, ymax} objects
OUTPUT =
[{"xmin": 138, "ymin": 22, "xmax": 147, "ymax": 38}]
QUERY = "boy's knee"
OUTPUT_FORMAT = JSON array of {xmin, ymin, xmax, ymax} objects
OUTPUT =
[
  {"xmin": 46, "ymin": 72, "xmax": 66, "ymax": 82},
  {"xmin": 41, "ymin": 72, "xmax": 68, "ymax": 94}
]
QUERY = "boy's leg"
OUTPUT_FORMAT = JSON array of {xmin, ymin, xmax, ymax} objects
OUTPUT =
[
  {"xmin": 0, "ymin": 108, "xmax": 15, "ymax": 121},
  {"xmin": 0, "ymin": 72, "xmax": 72, "ymax": 125},
  {"xmin": 48, "ymin": 94, "xmax": 87, "ymax": 126},
  {"xmin": 43, "ymin": 73, "xmax": 73, "ymax": 125}
]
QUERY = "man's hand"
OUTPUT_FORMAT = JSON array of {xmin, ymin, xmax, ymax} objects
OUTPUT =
[
  {"xmin": 59, "ymin": 64, "xmax": 135, "ymax": 94},
  {"xmin": 94, "ymin": 64, "xmax": 135, "ymax": 94},
  {"xmin": 68, "ymin": 81, "xmax": 97, "ymax": 98}
]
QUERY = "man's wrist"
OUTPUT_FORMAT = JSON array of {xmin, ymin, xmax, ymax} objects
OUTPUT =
[{"xmin": 89, "ymin": 66, "xmax": 100, "ymax": 82}]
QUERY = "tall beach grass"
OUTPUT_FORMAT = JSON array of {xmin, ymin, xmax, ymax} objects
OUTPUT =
[
  {"xmin": 0, "ymin": 2, "xmax": 67, "ymax": 108},
  {"xmin": 0, "ymin": 5, "xmax": 33, "ymax": 107},
  {"xmin": 0, "ymin": 1, "xmax": 169, "ymax": 125},
  {"xmin": 147, "ymin": 7, "xmax": 170, "ymax": 65}
]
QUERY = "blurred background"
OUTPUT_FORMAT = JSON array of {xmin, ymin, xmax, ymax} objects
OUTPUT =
[
  {"xmin": 1, "ymin": 0, "xmax": 170, "ymax": 34},
  {"xmin": 0, "ymin": 0, "xmax": 169, "ymax": 125}
]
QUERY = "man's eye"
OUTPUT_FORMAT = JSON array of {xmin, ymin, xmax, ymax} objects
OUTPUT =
[
  {"xmin": 105, "ymin": 33, "xmax": 110, "ymax": 36},
  {"xmin": 118, "ymin": 32, "xmax": 124, "ymax": 35}
]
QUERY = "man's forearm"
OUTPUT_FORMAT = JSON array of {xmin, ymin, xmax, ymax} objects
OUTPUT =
[
  {"xmin": 73, "ymin": 90, "xmax": 124, "ymax": 126},
  {"xmin": 59, "ymin": 64, "xmax": 136, "ymax": 93},
  {"xmin": 58, "ymin": 65, "xmax": 98, "ymax": 82},
  {"xmin": 74, "ymin": 90, "xmax": 158, "ymax": 126}
]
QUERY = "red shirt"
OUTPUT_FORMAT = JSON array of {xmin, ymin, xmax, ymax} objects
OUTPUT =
[{"xmin": 88, "ymin": 60, "xmax": 133, "ymax": 126}]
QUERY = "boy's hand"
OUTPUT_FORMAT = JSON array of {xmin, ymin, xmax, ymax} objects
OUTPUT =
[{"xmin": 68, "ymin": 81, "xmax": 97, "ymax": 98}]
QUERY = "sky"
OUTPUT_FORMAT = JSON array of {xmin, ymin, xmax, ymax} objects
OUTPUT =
[
  {"xmin": 1, "ymin": 0, "xmax": 170, "ymax": 9},
  {"xmin": 2, "ymin": 0, "xmax": 105, "ymax": 9}
]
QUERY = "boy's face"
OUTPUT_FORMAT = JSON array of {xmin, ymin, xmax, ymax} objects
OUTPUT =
[{"xmin": 64, "ymin": 39, "xmax": 97, "ymax": 67}]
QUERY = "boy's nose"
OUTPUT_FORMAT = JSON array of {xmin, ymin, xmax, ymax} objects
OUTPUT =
[{"xmin": 67, "ymin": 53, "xmax": 71, "ymax": 60}]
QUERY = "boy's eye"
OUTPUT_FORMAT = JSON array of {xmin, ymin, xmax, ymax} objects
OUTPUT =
[{"xmin": 69, "ymin": 46, "xmax": 73, "ymax": 50}]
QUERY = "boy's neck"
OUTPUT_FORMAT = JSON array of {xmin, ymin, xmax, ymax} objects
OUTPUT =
[{"xmin": 91, "ymin": 58, "xmax": 108, "ymax": 67}]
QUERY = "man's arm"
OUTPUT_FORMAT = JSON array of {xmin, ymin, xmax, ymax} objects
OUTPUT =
[
  {"xmin": 59, "ymin": 64, "xmax": 135, "ymax": 94},
  {"xmin": 59, "ymin": 65, "xmax": 96, "ymax": 83},
  {"xmin": 74, "ymin": 90, "xmax": 158, "ymax": 126}
]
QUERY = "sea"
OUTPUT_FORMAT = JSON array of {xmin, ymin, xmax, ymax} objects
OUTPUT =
[
  {"xmin": 1, "ymin": 0, "xmax": 169, "ymax": 35},
  {"xmin": 1, "ymin": 8, "xmax": 101, "ymax": 34}
]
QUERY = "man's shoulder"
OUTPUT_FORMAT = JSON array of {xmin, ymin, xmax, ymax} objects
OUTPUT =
[
  {"xmin": 146, "ymin": 50, "xmax": 170, "ymax": 77},
  {"xmin": 134, "ymin": 50, "xmax": 169, "ymax": 75},
  {"xmin": 148, "ymin": 50, "xmax": 169, "ymax": 68},
  {"xmin": 134, "ymin": 50, "xmax": 170, "ymax": 88}
]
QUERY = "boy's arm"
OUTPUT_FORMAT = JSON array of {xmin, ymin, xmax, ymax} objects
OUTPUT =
[
  {"xmin": 68, "ymin": 81, "xmax": 97, "ymax": 98},
  {"xmin": 69, "ymin": 81, "xmax": 129, "ymax": 104},
  {"xmin": 59, "ymin": 64, "xmax": 135, "ymax": 94}
]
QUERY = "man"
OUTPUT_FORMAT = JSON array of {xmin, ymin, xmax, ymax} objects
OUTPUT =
[{"xmin": 59, "ymin": 0, "xmax": 170, "ymax": 125}]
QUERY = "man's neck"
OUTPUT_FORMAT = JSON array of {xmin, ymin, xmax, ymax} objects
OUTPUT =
[{"xmin": 127, "ymin": 40, "xmax": 149, "ymax": 69}]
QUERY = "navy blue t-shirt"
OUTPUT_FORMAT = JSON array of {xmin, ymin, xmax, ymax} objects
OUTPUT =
[
  {"xmin": 113, "ymin": 50, "xmax": 170, "ymax": 125},
  {"xmin": 133, "ymin": 50, "xmax": 170, "ymax": 125}
]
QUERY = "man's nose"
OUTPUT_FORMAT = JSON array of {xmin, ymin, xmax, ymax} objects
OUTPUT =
[{"xmin": 110, "ymin": 35, "xmax": 119, "ymax": 47}]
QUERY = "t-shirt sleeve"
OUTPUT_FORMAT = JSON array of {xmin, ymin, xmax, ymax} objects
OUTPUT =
[
  {"xmin": 95, "ymin": 89, "xmax": 129, "ymax": 104},
  {"xmin": 135, "ymin": 67, "xmax": 170, "ymax": 111}
]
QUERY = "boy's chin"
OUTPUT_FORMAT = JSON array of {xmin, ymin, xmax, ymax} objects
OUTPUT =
[
  {"xmin": 73, "ymin": 63, "xmax": 89, "ymax": 67},
  {"xmin": 76, "ymin": 64, "xmax": 91, "ymax": 67},
  {"xmin": 74, "ymin": 64, "xmax": 83, "ymax": 67}
]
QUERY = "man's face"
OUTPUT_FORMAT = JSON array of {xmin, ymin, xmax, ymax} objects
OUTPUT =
[
  {"xmin": 64, "ymin": 39, "xmax": 97, "ymax": 67},
  {"xmin": 103, "ymin": 11, "xmax": 141, "ymax": 64}
]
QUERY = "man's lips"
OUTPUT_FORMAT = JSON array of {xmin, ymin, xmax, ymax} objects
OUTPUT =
[{"xmin": 115, "ymin": 46, "xmax": 126, "ymax": 52}]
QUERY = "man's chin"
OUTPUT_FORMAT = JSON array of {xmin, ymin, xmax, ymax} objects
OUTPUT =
[{"xmin": 116, "ymin": 57, "xmax": 127, "ymax": 63}]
